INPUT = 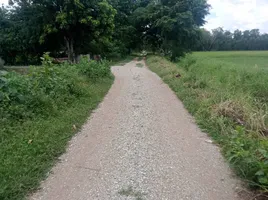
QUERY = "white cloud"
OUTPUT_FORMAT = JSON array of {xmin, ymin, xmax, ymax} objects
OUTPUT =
[
  {"xmin": 204, "ymin": 0, "xmax": 268, "ymax": 33},
  {"xmin": 0, "ymin": 0, "xmax": 8, "ymax": 5}
]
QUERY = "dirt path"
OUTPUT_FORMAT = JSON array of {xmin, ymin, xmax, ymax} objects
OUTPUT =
[{"xmin": 30, "ymin": 61, "xmax": 242, "ymax": 200}]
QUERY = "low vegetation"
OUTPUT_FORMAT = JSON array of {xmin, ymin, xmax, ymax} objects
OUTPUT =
[
  {"xmin": 146, "ymin": 52, "xmax": 268, "ymax": 191},
  {"xmin": 136, "ymin": 63, "xmax": 144, "ymax": 68},
  {"xmin": 119, "ymin": 186, "xmax": 145, "ymax": 200},
  {"xmin": 0, "ymin": 54, "xmax": 113, "ymax": 200}
]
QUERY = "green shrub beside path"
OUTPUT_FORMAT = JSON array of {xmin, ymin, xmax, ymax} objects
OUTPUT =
[{"xmin": 0, "ymin": 56, "xmax": 114, "ymax": 200}]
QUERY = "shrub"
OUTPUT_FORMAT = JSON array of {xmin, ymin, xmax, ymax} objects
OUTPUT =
[
  {"xmin": 0, "ymin": 53, "xmax": 113, "ymax": 124},
  {"xmin": 0, "ymin": 53, "xmax": 114, "ymax": 200},
  {"xmin": 0, "ymin": 70, "xmax": 32, "ymax": 120},
  {"xmin": 78, "ymin": 56, "xmax": 111, "ymax": 80},
  {"xmin": 0, "ymin": 54, "xmax": 97, "ymax": 123}
]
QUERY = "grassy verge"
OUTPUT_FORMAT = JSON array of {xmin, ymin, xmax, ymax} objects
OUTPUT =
[
  {"xmin": 146, "ymin": 55, "xmax": 268, "ymax": 191},
  {"xmin": 0, "ymin": 57, "xmax": 114, "ymax": 199}
]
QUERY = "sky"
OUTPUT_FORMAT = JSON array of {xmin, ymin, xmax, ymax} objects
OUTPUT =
[
  {"xmin": 0, "ymin": 0, "xmax": 7, "ymax": 6},
  {"xmin": 1, "ymin": 0, "xmax": 268, "ymax": 33},
  {"xmin": 204, "ymin": 0, "xmax": 268, "ymax": 33}
]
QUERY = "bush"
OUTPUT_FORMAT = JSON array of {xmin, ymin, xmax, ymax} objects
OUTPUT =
[
  {"xmin": 0, "ymin": 54, "xmax": 111, "ymax": 123},
  {"xmin": 0, "ymin": 52, "xmax": 114, "ymax": 200},
  {"xmin": 78, "ymin": 56, "xmax": 111, "ymax": 81},
  {"xmin": 0, "ymin": 66, "xmax": 81, "ymax": 121}
]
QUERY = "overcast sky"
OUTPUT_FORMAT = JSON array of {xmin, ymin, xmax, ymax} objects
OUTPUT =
[
  {"xmin": 1, "ymin": 0, "xmax": 268, "ymax": 33},
  {"xmin": 204, "ymin": 0, "xmax": 268, "ymax": 33},
  {"xmin": 0, "ymin": 0, "xmax": 7, "ymax": 5}
]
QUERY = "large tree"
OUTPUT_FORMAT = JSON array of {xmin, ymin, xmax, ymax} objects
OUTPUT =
[
  {"xmin": 0, "ymin": 2, "xmax": 64, "ymax": 64},
  {"xmin": 1, "ymin": 0, "xmax": 116, "ymax": 63},
  {"xmin": 1, "ymin": 0, "xmax": 211, "ymax": 64},
  {"xmin": 37, "ymin": 0, "xmax": 116, "ymax": 62},
  {"xmin": 108, "ymin": 0, "xmax": 141, "ymax": 56},
  {"xmin": 132, "ymin": 0, "xmax": 210, "ymax": 60}
]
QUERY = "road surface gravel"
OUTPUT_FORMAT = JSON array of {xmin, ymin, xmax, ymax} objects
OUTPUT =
[{"xmin": 30, "ymin": 61, "xmax": 242, "ymax": 200}]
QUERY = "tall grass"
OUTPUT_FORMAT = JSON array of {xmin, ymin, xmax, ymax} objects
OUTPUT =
[
  {"xmin": 147, "ymin": 53, "xmax": 268, "ymax": 191},
  {"xmin": 0, "ymin": 56, "xmax": 114, "ymax": 200}
]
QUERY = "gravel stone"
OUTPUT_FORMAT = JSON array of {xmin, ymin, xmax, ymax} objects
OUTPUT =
[{"xmin": 30, "ymin": 61, "xmax": 242, "ymax": 200}]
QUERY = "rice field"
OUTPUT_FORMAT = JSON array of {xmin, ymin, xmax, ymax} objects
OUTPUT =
[{"xmin": 194, "ymin": 51, "xmax": 268, "ymax": 70}]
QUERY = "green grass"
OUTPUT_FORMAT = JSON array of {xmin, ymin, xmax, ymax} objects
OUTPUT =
[
  {"xmin": 194, "ymin": 51, "xmax": 268, "ymax": 70},
  {"xmin": 137, "ymin": 57, "xmax": 143, "ymax": 61},
  {"xmin": 109, "ymin": 55, "xmax": 135, "ymax": 66},
  {"xmin": 119, "ymin": 186, "xmax": 145, "ymax": 200},
  {"xmin": 146, "ymin": 51, "xmax": 268, "ymax": 191},
  {"xmin": 136, "ymin": 63, "xmax": 144, "ymax": 67},
  {"xmin": 0, "ymin": 65, "xmax": 113, "ymax": 199}
]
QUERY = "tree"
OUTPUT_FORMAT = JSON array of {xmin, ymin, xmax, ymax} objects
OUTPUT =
[
  {"xmin": 1, "ymin": 0, "xmax": 211, "ymax": 64},
  {"xmin": 109, "ymin": 0, "xmax": 140, "ymax": 56},
  {"xmin": 37, "ymin": 0, "xmax": 116, "ymax": 62},
  {"xmin": 194, "ymin": 28, "xmax": 213, "ymax": 51},
  {"xmin": 194, "ymin": 27, "xmax": 268, "ymax": 51},
  {"xmin": 0, "ymin": 3, "xmax": 62, "ymax": 64},
  {"xmin": 132, "ymin": 0, "xmax": 210, "ymax": 60},
  {"xmin": 4, "ymin": 0, "xmax": 116, "ymax": 63}
]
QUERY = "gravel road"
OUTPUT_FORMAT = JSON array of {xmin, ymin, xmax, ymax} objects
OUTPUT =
[{"xmin": 30, "ymin": 61, "xmax": 241, "ymax": 200}]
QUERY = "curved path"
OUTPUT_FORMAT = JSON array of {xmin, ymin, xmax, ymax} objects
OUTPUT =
[{"xmin": 30, "ymin": 61, "xmax": 241, "ymax": 200}]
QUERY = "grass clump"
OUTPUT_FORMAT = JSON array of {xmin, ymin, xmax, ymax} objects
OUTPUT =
[
  {"xmin": 0, "ymin": 54, "xmax": 113, "ymax": 200},
  {"xmin": 146, "ymin": 53, "xmax": 268, "ymax": 191},
  {"xmin": 136, "ymin": 63, "xmax": 143, "ymax": 68},
  {"xmin": 109, "ymin": 55, "xmax": 135, "ymax": 66},
  {"xmin": 119, "ymin": 186, "xmax": 145, "ymax": 200}
]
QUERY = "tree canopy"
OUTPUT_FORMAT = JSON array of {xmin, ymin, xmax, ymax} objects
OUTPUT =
[
  {"xmin": 0, "ymin": 0, "xmax": 210, "ymax": 64},
  {"xmin": 132, "ymin": 0, "xmax": 209, "ymax": 60}
]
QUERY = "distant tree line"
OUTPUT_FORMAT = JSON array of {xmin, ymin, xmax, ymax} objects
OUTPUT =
[
  {"xmin": 194, "ymin": 27, "xmax": 268, "ymax": 51},
  {"xmin": 0, "ymin": 0, "xmax": 210, "ymax": 65}
]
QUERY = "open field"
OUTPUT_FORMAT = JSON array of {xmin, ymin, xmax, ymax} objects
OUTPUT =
[
  {"xmin": 147, "ymin": 51, "xmax": 268, "ymax": 192},
  {"xmin": 194, "ymin": 51, "xmax": 268, "ymax": 70}
]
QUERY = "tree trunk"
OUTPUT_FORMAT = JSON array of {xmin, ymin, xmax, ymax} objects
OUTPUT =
[
  {"xmin": 65, "ymin": 36, "xmax": 75, "ymax": 63},
  {"xmin": 74, "ymin": 53, "xmax": 80, "ymax": 63}
]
